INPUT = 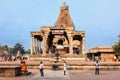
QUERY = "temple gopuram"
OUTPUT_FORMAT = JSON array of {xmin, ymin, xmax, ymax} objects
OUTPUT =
[{"xmin": 31, "ymin": 3, "xmax": 85, "ymax": 56}]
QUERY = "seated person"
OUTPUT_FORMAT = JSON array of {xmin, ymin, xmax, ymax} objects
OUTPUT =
[{"xmin": 21, "ymin": 58, "xmax": 31, "ymax": 75}]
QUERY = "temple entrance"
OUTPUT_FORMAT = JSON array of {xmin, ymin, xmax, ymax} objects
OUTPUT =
[
  {"xmin": 57, "ymin": 39, "xmax": 63, "ymax": 45},
  {"xmin": 47, "ymin": 30, "xmax": 68, "ymax": 54}
]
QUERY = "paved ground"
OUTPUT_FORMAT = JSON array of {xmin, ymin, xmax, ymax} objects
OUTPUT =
[{"xmin": 0, "ymin": 69, "xmax": 120, "ymax": 80}]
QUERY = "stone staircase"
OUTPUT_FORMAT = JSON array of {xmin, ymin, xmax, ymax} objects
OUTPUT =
[{"xmin": 29, "ymin": 54, "xmax": 86, "ymax": 62}]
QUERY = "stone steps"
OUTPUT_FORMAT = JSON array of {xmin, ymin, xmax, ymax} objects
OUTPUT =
[{"xmin": 1, "ymin": 61, "xmax": 120, "ymax": 70}]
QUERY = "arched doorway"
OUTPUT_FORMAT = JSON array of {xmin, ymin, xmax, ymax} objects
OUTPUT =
[{"xmin": 57, "ymin": 39, "xmax": 63, "ymax": 45}]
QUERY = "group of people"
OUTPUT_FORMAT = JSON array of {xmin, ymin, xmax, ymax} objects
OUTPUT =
[
  {"xmin": 21, "ymin": 58, "xmax": 99, "ymax": 78},
  {"xmin": 21, "ymin": 58, "xmax": 67, "ymax": 77},
  {"xmin": 39, "ymin": 61, "xmax": 67, "ymax": 78}
]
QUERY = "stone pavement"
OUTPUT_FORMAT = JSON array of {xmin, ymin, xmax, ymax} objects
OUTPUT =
[
  {"xmin": 0, "ymin": 69, "xmax": 120, "ymax": 80},
  {"xmin": 29, "ymin": 70, "xmax": 70, "ymax": 80}
]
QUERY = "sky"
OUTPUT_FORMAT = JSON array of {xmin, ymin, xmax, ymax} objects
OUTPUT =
[{"xmin": 0, "ymin": 0, "xmax": 120, "ymax": 51}]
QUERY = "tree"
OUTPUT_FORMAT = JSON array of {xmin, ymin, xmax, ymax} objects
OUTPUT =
[
  {"xmin": 3, "ymin": 45, "xmax": 9, "ymax": 51},
  {"xmin": 25, "ymin": 49, "xmax": 30, "ymax": 54},
  {"xmin": 13, "ymin": 43, "xmax": 25, "ymax": 55},
  {"xmin": 113, "ymin": 35, "xmax": 120, "ymax": 56}
]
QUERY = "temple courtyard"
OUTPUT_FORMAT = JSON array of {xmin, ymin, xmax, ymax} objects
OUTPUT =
[
  {"xmin": 0, "ymin": 61, "xmax": 120, "ymax": 80},
  {"xmin": 0, "ymin": 3, "xmax": 119, "ymax": 80}
]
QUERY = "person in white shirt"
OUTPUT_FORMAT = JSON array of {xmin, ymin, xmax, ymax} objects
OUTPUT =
[
  {"xmin": 64, "ymin": 61, "xmax": 67, "ymax": 75},
  {"xmin": 40, "ymin": 61, "xmax": 44, "ymax": 77},
  {"xmin": 95, "ymin": 61, "xmax": 99, "ymax": 75}
]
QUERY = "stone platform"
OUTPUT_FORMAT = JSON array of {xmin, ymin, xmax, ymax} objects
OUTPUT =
[{"xmin": 1, "ymin": 61, "xmax": 120, "ymax": 70}]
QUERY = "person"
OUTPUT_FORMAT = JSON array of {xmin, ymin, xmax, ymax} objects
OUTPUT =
[
  {"xmin": 21, "ymin": 58, "xmax": 31, "ymax": 75},
  {"xmin": 114, "ymin": 55, "xmax": 117, "ymax": 62},
  {"xmin": 95, "ymin": 56, "xmax": 99, "ymax": 61},
  {"xmin": 95, "ymin": 61, "xmax": 99, "ymax": 75},
  {"xmin": 63, "ymin": 61, "xmax": 67, "ymax": 75},
  {"xmin": 40, "ymin": 61, "xmax": 44, "ymax": 77}
]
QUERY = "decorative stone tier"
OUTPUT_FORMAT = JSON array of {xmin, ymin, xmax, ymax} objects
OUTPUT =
[
  {"xmin": 26, "ymin": 62, "xmax": 120, "ymax": 70},
  {"xmin": 29, "ymin": 54, "xmax": 86, "ymax": 62},
  {"xmin": 1, "ymin": 61, "xmax": 120, "ymax": 70},
  {"xmin": 0, "ymin": 66, "xmax": 21, "ymax": 77}
]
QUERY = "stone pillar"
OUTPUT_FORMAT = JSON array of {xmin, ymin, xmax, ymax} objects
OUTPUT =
[
  {"xmin": 42, "ymin": 37, "xmax": 46, "ymax": 54},
  {"xmin": 30, "ymin": 36, "xmax": 33, "ymax": 54},
  {"xmin": 42, "ymin": 33, "xmax": 48, "ymax": 54},
  {"xmin": 36, "ymin": 39, "xmax": 39, "ymax": 54},
  {"xmin": 38, "ymin": 41, "xmax": 41, "ymax": 53},
  {"xmin": 81, "ymin": 36, "xmax": 85, "ymax": 54},
  {"xmin": 37, "ymin": 40, "xmax": 39, "ymax": 53},
  {"xmin": 42, "ymin": 37, "xmax": 45, "ymax": 54},
  {"xmin": 68, "ymin": 35, "xmax": 73, "ymax": 54},
  {"xmin": 33, "ymin": 37, "xmax": 35, "ymax": 53},
  {"xmin": 33, "ymin": 37, "xmax": 37, "ymax": 54}
]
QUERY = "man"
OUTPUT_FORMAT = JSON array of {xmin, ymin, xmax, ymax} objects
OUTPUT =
[
  {"xmin": 40, "ymin": 61, "xmax": 44, "ymax": 77},
  {"xmin": 64, "ymin": 61, "xmax": 67, "ymax": 75},
  {"xmin": 95, "ymin": 61, "xmax": 99, "ymax": 75}
]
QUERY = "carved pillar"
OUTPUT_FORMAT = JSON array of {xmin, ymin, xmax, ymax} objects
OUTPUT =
[
  {"xmin": 42, "ymin": 33, "xmax": 48, "ymax": 54},
  {"xmin": 68, "ymin": 35, "xmax": 73, "ymax": 54},
  {"xmin": 42, "ymin": 37, "xmax": 45, "ymax": 54},
  {"xmin": 35, "ymin": 38, "xmax": 38, "ymax": 54},
  {"xmin": 38, "ymin": 40, "xmax": 40, "ymax": 53},
  {"xmin": 33, "ymin": 37, "xmax": 36, "ymax": 53},
  {"xmin": 81, "ymin": 36, "xmax": 85, "ymax": 54},
  {"xmin": 39, "ymin": 41, "xmax": 41, "ymax": 53},
  {"xmin": 30, "ymin": 36, "xmax": 33, "ymax": 54},
  {"xmin": 36, "ymin": 39, "xmax": 39, "ymax": 54}
]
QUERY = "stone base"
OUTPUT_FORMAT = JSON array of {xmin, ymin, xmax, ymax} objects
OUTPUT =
[
  {"xmin": 29, "ymin": 54, "xmax": 86, "ymax": 62},
  {"xmin": 0, "ymin": 66, "xmax": 21, "ymax": 77}
]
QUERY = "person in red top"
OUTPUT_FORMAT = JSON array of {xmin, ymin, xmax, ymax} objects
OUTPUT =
[
  {"xmin": 21, "ymin": 58, "xmax": 27, "ymax": 71},
  {"xmin": 21, "ymin": 60, "xmax": 27, "ymax": 72},
  {"xmin": 21, "ymin": 57, "xmax": 31, "ymax": 75}
]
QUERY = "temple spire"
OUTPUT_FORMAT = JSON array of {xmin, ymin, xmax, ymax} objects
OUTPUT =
[{"xmin": 55, "ymin": 3, "xmax": 74, "ymax": 30}]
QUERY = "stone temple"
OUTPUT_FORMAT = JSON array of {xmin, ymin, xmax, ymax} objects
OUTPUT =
[{"xmin": 30, "ymin": 3, "xmax": 85, "ymax": 57}]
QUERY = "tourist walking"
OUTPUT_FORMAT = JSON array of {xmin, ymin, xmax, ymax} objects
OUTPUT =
[
  {"xmin": 95, "ymin": 61, "xmax": 99, "ymax": 75},
  {"xmin": 64, "ymin": 61, "xmax": 67, "ymax": 75},
  {"xmin": 40, "ymin": 61, "xmax": 44, "ymax": 77}
]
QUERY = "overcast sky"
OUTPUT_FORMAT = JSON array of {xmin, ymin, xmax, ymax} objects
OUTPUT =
[{"xmin": 0, "ymin": 0, "xmax": 120, "ymax": 51}]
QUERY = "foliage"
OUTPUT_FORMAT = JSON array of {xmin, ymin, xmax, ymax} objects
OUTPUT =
[
  {"xmin": 113, "ymin": 35, "xmax": 120, "ymax": 56},
  {"xmin": 12, "ymin": 43, "xmax": 25, "ymax": 55},
  {"xmin": 3, "ymin": 45, "xmax": 9, "ymax": 51},
  {"xmin": 0, "ymin": 43, "xmax": 26, "ymax": 56},
  {"xmin": 8, "ymin": 47, "xmax": 14, "ymax": 54},
  {"xmin": 25, "ymin": 49, "xmax": 30, "ymax": 54}
]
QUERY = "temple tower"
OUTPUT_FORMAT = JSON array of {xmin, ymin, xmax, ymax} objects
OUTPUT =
[{"xmin": 31, "ymin": 3, "xmax": 85, "ymax": 55}]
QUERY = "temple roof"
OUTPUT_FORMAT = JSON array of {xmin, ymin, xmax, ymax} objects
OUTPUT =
[
  {"xmin": 88, "ymin": 46, "xmax": 114, "ymax": 53},
  {"xmin": 55, "ymin": 3, "xmax": 74, "ymax": 30}
]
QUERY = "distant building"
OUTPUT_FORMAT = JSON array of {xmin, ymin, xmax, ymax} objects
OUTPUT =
[{"xmin": 87, "ymin": 46, "xmax": 115, "ymax": 62}]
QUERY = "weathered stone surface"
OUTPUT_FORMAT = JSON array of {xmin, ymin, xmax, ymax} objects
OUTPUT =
[{"xmin": 0, "ymin": 66, "xmax": 21, "ymax": 77}]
